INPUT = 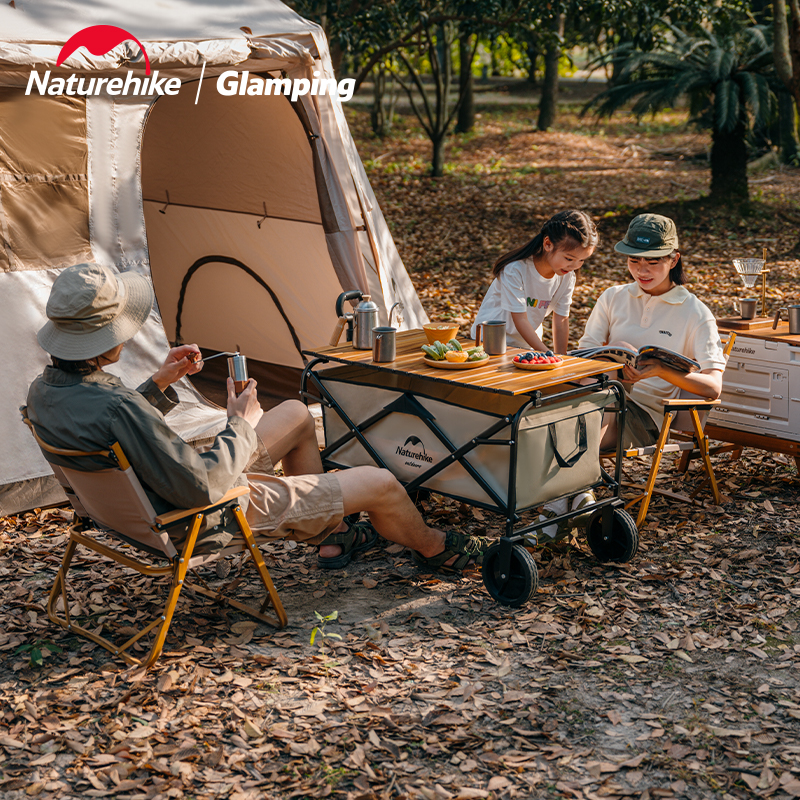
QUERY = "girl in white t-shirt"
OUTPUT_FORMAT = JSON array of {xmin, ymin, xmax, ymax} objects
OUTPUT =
[{"xmin": 470, "ymin": 209, "xmax": 598, "ymax": 353}]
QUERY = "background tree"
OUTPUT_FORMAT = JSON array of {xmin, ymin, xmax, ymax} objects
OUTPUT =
[
  {"xmin": 586, "ymin": 23, "xmax": 776, "ymax": 202},
  {"xmin": 773, "ymin": 0, "xmax": 800, "ymax": 161}
]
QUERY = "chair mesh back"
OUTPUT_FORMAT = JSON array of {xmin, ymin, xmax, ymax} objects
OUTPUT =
[{"xmin": 58, "ymin": 465, "xmax": 177, "ymax": 559}]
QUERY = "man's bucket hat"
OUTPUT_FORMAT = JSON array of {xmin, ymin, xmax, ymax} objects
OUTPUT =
[
  {"xmin": 37, "ymin": 263, "xmax": 154, "ymax": 360},
  {"xmin": 614, "ymin": 213, "xmax": 679, "ymax": 258}
]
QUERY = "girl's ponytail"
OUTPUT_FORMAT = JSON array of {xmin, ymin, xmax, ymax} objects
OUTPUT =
[{"xmin": 491, "ymin": 209, "xmax": 598, "ymax": 278}]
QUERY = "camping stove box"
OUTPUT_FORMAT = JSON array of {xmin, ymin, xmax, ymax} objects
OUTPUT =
[{"xmin": 708, "ymin": 335, "xmax": 800, "ymax": 442}]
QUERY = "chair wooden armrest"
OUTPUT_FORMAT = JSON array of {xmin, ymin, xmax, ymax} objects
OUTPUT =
[
  {"xmin": 661, "ymin": 398, "xmax": 720, "ymax": 409},
  {"xmin": 154, "ymin": 486, "xmax": 250, "ymax": 527}
]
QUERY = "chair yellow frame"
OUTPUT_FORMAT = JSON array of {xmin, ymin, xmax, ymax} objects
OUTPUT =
[
  {"xmin": 22, "ymin": 413, "xmax": 287, "ymax": 668},
  {"xmin": 603, "ymin": 333, "xmax": 736, "ymax": 529}
]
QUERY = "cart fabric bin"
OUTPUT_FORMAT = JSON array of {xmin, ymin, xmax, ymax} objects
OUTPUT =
[{"xmin": 317, "ymin": 365, "xmax": 614, "ymax": 511}]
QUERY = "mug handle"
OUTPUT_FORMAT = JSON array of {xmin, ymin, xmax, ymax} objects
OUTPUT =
[
  {"xmin": 475, "ymin": 323, "xmax": 482, "ymax": 348},
  {"xmin": 773, "ymin": 307, "xmax": 786, "ymax": 330}
]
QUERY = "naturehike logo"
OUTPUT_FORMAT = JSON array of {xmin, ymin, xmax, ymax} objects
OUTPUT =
[
  {"xmin": 395, "ymin": 436, "xmax": 433, "ymax": 463},
  {"xmin": 57, "ymin": 26, "xmax": 151, "ymax": 74},
  {"xmin": 28, "ymin": 25, "xmax": 178, "ymax": 97},
  {"xmin": 26, "ymin": 25, "xmax": 356, "ymax": 102},
  {"xmin": 636, "ymin": 236, "xmax": 651, "ymax": 244},
  {"xmin": 658, "ymin": 330, "xmax": 673, "ymax": 337},
  {"xmin": 526, "ymin": 297, "xmax": 550, "ymax": 309}
]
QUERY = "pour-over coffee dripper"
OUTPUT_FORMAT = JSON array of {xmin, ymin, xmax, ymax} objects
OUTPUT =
[{"xmin": 732, "ymin": 256, "xmax": 768, "ymax": 318}]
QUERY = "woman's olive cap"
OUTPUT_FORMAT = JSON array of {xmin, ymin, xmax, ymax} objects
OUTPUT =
[{"xmin": 615, "ymin": 213, "xmax": 679, "ymax": 258}]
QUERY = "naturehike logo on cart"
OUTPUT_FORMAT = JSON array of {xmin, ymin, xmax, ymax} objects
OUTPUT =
[
  {"xmin": 395, "ymin": 436, "xmax": 433, "ymax": 464},
  {"xmin": 526, "ymin": 297, "xmax": 550, "ymax": 309}
]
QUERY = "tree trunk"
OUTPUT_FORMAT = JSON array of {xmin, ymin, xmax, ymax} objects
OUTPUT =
[
  {"xmin": 431, "ymin": 135, "xmax": 446, "ymax": 177},
  {"xmin": 537, "ymin": 15, "xmax": 564, "ymax": 131},
  {"xmin": 773, "ymin": 0, "xmax": 800, "ymax": 112},
  {"xmin": 526, "ymin": 40, "xmax": 539, "ymax": 86},
  {"xmin": 455, "ymin": 34, "xmax": 475, "ymax": 134},
  {"xmin": 709, "ymin": 120, "xmax": 749, "ymax": 202},
  {"xmin": 779, "ymin": 89, "xmax": 800, "ymax": 164},
  {"xmin": 371, "ymin": 65, "xmax": 387, "ymax": 136}
]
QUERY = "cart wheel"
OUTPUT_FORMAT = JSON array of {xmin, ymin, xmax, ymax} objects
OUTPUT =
[
  {"xmin": 482, "ymin": 543, "xmax": 539, "ymax": 608},
  {"xmin": 586, "ymin": 508, "xmax": 639, "ymax": 563}
]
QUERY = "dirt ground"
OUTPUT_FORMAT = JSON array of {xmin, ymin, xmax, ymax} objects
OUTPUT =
[{"xmin": 1, "ymin": 96, "xmax": 800, "ymax": 800}]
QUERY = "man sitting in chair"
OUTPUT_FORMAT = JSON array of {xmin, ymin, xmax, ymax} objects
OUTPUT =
[{"xmin": 26, "ymin": 263, "xmax": 488, "ymax": 573}]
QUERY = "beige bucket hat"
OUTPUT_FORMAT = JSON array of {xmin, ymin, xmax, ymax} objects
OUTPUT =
[{"xmin": 37, "ymin": 263, "xmax": 154, "ymax": 360}]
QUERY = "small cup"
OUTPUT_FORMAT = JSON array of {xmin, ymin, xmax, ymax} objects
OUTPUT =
[
  {"xmin": 773, "ymin": 304, "xmax": 800, "ymax": 335},
  {"xmin": 475, "ymin": 320, "xmax": 506, "ymax": 355},
  {"xmin": 739, "ymin": 298, "xmax": 758, "ymax": 320},
  {"xmin": 372, "ymin": 326, "xmax": 396, "ymax": 362}
]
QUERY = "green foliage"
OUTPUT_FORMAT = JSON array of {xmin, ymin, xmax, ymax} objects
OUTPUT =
[
  {"xmin": 14, "ymin": 639, "xmax": 62, "ymax": 668},
  {"xmin": 310, "ymin": 610, "xmax": 342, "ymax": 649},
  {"xmin": 586, "ymin": 23, "xmax": 776, "ymax": 134}
]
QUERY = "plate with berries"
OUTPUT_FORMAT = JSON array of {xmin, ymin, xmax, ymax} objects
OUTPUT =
[{"xmin": 512, "ymin": 350, "xmax": 563, "ymax": 370}]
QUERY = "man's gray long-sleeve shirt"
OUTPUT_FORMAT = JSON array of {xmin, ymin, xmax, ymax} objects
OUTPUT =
[{"xmin": 25, "ymin": 366, "xmax": 257, "ymax": 517}]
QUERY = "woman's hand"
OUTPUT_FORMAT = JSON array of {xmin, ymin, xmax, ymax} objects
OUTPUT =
[
  {"xmin": 152, "ymin": 344, "xmax": 203, "ymax": 391},
  {"xmin": 622, "ymin": 358, "xmax": 663, "ymax": 383},
  {"xmin": 227, "ymin": 378, "xmax": 264, "ymax": 429}
]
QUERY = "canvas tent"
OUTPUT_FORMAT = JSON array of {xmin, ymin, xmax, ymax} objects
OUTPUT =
[{"xmin": 0, "ymin": 0, "xmax": 428, "ymax": 516}]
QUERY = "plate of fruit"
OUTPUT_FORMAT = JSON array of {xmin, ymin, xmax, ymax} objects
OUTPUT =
[
  {"xmin": 421, "ymin": 340, "xmax": 490, "ymax": 369},
  {"xmin": 512, "ymin": 350, "xmax": 563, "ymax": 370}
]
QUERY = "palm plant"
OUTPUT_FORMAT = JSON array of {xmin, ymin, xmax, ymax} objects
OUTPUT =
[{"xmin": 585, "ymin": 24, "xmax": 776, "ymax": 201}]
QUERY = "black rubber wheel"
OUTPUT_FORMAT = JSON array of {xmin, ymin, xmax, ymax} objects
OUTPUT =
[
  {"xmin": 482, "ymin": 542, "xmax": 539, "ymax": 607},
  {"xmin": 586, "ymin": 507, "xmax": 639, "ymax": 563}
]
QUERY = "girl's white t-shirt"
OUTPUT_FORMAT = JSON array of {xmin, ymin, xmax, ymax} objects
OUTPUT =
[
  {"xmin": 470, "ymin": 258, "xmax": 576, "ymax": 348},
  {"xmin": 578, "ymin": 283, "xmax": 727, "ymax": 425}
]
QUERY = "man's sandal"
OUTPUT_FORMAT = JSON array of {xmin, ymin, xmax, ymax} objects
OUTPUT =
[
  {"xmin": 412, "ymin": 530, "xmax": 490, "ymax": 574},
  {"xmin": 317, "ymin": 520, "xmax": 379, "ymax": 570}
]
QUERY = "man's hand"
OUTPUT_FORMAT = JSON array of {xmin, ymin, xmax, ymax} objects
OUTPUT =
[
  {"xmin": 227, "ymin": 377, "xmax": 263, "ymax": 429},
  {"xmin": 152, "ymin": 344, "xmax": 203, "ymax": 392}
]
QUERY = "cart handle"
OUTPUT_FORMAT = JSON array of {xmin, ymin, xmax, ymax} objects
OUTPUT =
[{"xmin": 548, "ymin": 416, "xmax": 587, "ymax": 468}]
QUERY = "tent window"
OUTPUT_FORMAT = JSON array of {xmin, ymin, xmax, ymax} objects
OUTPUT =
[{"xmin": 0, "ymin": 89, "xmax": 90, "ymax": 271}]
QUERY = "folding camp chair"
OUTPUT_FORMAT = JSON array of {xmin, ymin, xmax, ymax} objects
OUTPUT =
[
  {"xmin": 603, "ymin": 333, "xmax": 737, "ymax": 528},
  {"xmin": 21, "ymin": 410, "xmax": 287, "ymax": 668}
]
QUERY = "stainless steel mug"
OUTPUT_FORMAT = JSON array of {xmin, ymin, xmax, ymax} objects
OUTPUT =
[
  {"xmin": 227, "ymin": 353, "xmax": 249, "ymax": 395},
  {"xmin": 773, "ymin": 304, "xmax": 800, "ymax": 335},
  {"xmin": 372, "ymin": 327, "xmax": 396, "ymax": 362},
  {"xmin": 739, "ymin": 298, "xmax": 758, "ymax": 320},
  {"xmin": 475, "ymin": 320, "xmax": 506, "ymax": 355}
]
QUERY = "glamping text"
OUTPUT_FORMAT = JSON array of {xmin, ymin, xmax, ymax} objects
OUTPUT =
[{"xmin": 216, "ymin": 71, "xmax": 355, "ymax": 102}]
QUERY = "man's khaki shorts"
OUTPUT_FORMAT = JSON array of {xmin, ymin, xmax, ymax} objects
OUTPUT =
[{"xmin": 243, "ymin": 445, "xmax": 344, "ymax": 546}]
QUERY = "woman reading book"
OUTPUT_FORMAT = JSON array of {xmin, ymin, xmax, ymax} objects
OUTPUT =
[
  {"xmin": 580, "ymin": 213, "xmax": 726, "ymax": 450},
  {"xmin": 540, "ymin": 214, "xmax": 726, "ymax": 538}
]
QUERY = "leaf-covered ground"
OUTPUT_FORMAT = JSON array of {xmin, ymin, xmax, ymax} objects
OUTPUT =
[{"xmin": 2, "ymin": 97, "xmax": 800, "ymax": 800}]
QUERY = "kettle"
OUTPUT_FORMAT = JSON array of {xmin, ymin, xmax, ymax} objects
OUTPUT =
[{"xmin": 330, "ymin": 291, "xmax": 380, "ymax": 349}]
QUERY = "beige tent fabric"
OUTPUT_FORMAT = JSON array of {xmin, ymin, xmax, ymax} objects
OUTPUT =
[
  {"xmin": 0, "ymin": 89, "xmax": 91, "ymax": 271},
  {"xmin": 142, "ymin": 83, "xmax": 322, "ymax": 224},
  {"xmin": 0, "ymin": 0, "xmax": 429, "ymax": 514}
]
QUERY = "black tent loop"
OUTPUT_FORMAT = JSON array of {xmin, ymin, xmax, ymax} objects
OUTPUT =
[{"xmin": 174, "ymin": 255, "xmax": 306, "ymax": 365}]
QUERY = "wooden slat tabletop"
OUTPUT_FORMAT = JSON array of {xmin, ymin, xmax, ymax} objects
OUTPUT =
[{"xmin": 304, "ymin": 330, "xmax": 622, "ymax": 396}]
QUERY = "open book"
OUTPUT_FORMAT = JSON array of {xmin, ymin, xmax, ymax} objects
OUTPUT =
[{"xmin": 569, "ymin": 345, "xmax": 700, "ymax": 373}]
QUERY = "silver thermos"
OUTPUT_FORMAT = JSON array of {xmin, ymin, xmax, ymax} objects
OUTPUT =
[{"xmin": 353, "ymin": 295, "xmax": 380, "ymax": 349}]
